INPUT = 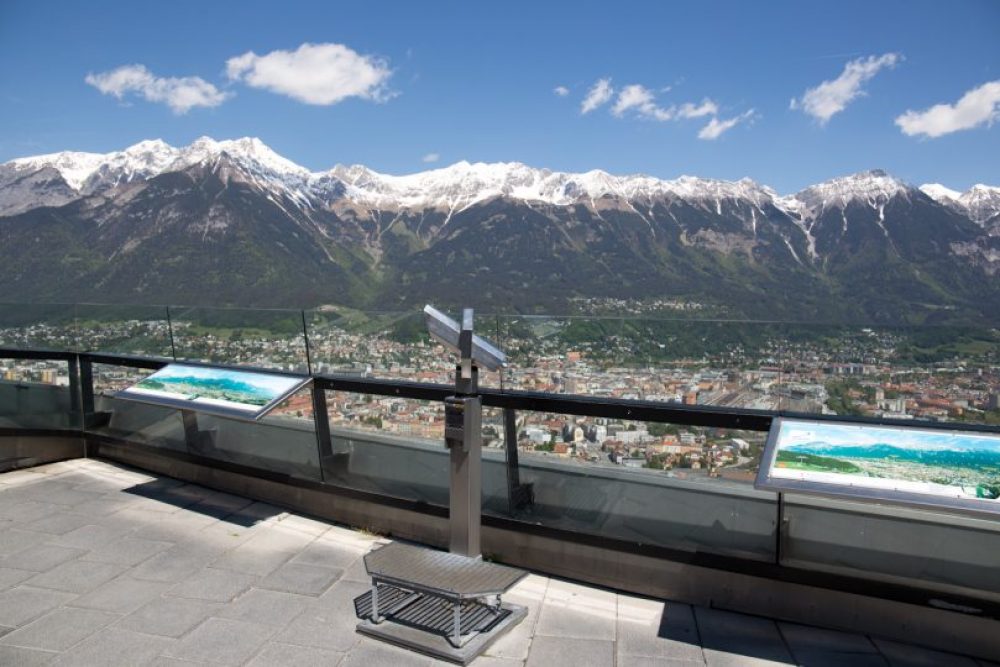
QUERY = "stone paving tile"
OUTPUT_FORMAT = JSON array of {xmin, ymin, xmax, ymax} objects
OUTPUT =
[
  {"xmin": 50, "ymin": 627, "xmax": 174, "ymax": 666},
  {"xmin": 257, "ymin": 562, "xmax": 342, "ymax": 596},
  {"xmin": 69, "ymin": 496, "xmax": 136, "ymax": 518},
  {"xmin": 0, "ymin": 587, "xmax": 77, "ymax": 627},
  {"xmin": 245, "ymin": 642, "xmax": 346, "ymax": 667},
  {"xmin": 163, "ymin": 617, "xmax": 277, "ymax": 666},
  {"xmin": 67, "ymin": 577, "xmax": 172, "ymax": 614},
  {"xmin": 131, "ymin": 511, "xmax": 220, "ymax": 544},
  {"xmin": 166, "ymin": 568, "xmax": 258, "ymax": 602},
  {"xmin": 778, "ymin": 622, "xmax": 879, "ymax": 654},
  {"xmin": 217, "ymin": 588, "xmax": 311, "ymax": 627},
  {"xmin": 339, "ymin": 638, "xmax": 435, "ymax": 667},
  {"xmin": 26, "ymin": 560, "xmax": 127, "ymax": 595},
  {"xmin": 871, "ymin": 638, "xmax": 980, "ymax": 667},
  {"xmin": 274, "ymin": 587, "xmax": 368, "ymax": 653},
  {"xmin": 289, "ymin": 536, "xmax": 366, "ymax": 569},
  {"xmin": 130, "ymin": 546, "xmax": 224, "ymax": 584},
  {"xmin": 0, "ymin": 607, "xmax": 120, "ymax": 652},
  {"xmin": 0, "ymin": 528, "xmax": 49, "ymax": 556},
  {"xmin": 791, "ymin": 651, "xmax": 889, "ymax": 667},
  {"xmin": 23, "ymin": 486, "xmax": 102, "ymax": 508},
  {"xmin": 0, "ymin": 566, "xmax": 36, "ymax": 590},
  {"xmin": 617, "ymin": 596, "xmax": 704, "ymax": 664},
  {"xmin": 186, "ymin": 491, "xmax": 257, "ymax": 520},
  {"xmin": 525, "ymin": 635, "xmax": 615, "ymax": 667},
  {"xmin": 51, "ymin": 524, "xmax": 133, "ymax": 551},
  {"xmin": 148, "ymin": 658, "xmax": 210, "ymax": 666},
  {"xmin": 534, "ymin": 577, "xmax": 617, "ymax": 641},
  {"xmin": 696, "ymin": 607, "xmax": 796, "ymax": 666},
  {"xmin": 80, "ymin": 536, "xmax": 174, "ymax": 566},
  {"xmin": 0, "ymin": 501, "xmax": 61, "ymax": 523},
  {"xmin": 0, "ymin": 645, "xmax": 59, "ymax": 666},
  {"xmin": 468, "ymin": 657, "xmax": 524, "ymax": 667},
  {"xmin": 116, "ymin": 597, "xmax": 223, "ymax": 639},
  {"xmin": 22, "ymin": 513, "xmax": 98, "ymax": 536},
  {"xmin": 208, "ymin": 534, "xmax": 306, "ymax": 577},
  {"xmin": 483, "ymin": 573, "xmax": 548, "ymax": 661},
  {"xmin": 1, "ymin": 544, "xmax": 88, "ymax": 572}
]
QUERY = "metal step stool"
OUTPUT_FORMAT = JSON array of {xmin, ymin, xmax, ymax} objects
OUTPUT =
[{"xmin": 354, "ymin": 542, "xmax": 528, "ymax": 664}]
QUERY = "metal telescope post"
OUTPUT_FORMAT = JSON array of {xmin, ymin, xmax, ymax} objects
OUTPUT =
[{"xmin": 444, "ymin": 308, "xmax": 483, "ymax": 557}]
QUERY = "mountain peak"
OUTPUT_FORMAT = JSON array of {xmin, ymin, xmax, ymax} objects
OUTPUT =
[{"xmin": 795, "ymin": 169, "xmax": 911, "ymax": 213}]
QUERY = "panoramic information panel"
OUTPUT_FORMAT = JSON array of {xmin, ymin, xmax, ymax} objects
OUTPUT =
[
  {"xmin": 116, "ymin": 363, "xmax": 310, "ymax": 421},
  {"xmin": 756, "ymin": 418, "xmax": 1000, "ymax": 516}
]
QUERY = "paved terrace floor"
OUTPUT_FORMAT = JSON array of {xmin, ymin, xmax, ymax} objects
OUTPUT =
[{"xmin": 0, "ymin": 460, "xmax": 993, "ymax": 667}]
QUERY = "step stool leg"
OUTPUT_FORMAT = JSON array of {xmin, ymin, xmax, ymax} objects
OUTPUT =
[{"xmin": 452, "ymin": 600, "xmax": 462, "ymax": 646}]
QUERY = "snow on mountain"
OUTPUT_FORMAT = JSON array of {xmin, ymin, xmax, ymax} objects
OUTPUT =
[
  {"xmin": 2, "ymin": 138, "xmax": 996, "ymax": 225},
  {"xmin": 960, "ymin": 184, "xmax": 1000, "ymax": 224},
  {"xmin": 920, "ymin": 183, "xmax": 964, "ymax": 207},
  {"xmin": 8, "ymin": 150, "xmax": 108, "ymax": 190},
  {"xmin": 793, "ymin": 170, "xmax": 911, "ymax": 217},
  {"xmin": 326, "ymin": 160, "xmax": 778, "ymax": 211}
]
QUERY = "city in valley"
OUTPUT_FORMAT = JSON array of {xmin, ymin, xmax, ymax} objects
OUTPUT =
[{"xmin": 2, "ymin": 314, "xmax": 998, "ymax": 483}]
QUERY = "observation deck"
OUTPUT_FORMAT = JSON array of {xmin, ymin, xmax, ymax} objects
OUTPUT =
[{"xmin": 1, "ymin": 303, "xmax": 999, "ymax": 664}]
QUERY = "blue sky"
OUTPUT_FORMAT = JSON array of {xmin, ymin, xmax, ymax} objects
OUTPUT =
[{"xmin": 1, "ymin": 0, "xmax": 998, "ymax": 193}]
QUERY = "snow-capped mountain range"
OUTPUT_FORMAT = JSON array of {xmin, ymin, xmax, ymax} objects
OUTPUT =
[
  {"xmin": 3, "ymin": 136, "xmax": 997, "ymax": 224},
  {"xmin": 1, "ymin": 137, "xmax": 998, "ymax": 320}
]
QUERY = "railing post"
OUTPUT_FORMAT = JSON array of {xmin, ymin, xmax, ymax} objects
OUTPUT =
[
  {"xmin": 311, "ymin": 382, "xmax": 332, "ymax": 482},
  {"xmin": 165, "ymin": 306, "xmax": 177, "ymax": 360},
  {"xmin": 503, "ymin": 408, "xmax": 522, "ymax": 516},
  {"xmin": 301, "ymin": 310, "xmax": 313, "ymax": 376},
  {"xmin": 67, "ymin": 354, "xmax": 82, "ymax": 430},
  {"xmin": 79, "ymin": 355, "xmax": 95, "ymax": 416}
]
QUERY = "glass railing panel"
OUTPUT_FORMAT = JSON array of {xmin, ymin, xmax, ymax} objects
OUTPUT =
[
  {"xmin": 0, "ymin": 303, "xmax": 78, "ymax": 351},
  {"xmin": 167, "ymin": 306, "xmax": 309, "ymax": 372},
  {"xmin": 0, "ymin": 356, "xmax": 76, "ymax": 429},
  {"xmin": 90, "ymin": 363, "xmax": 155, "ymax": 397},
  {"xmin": 91, "ymin": 390, "xmax": 322, "ymax": 482},
  {"xmin": 782, "ymin": 495, "xmax": 1000, "ymax": 599},
  {"xmin": 495, "ymin": 407, "xmax": 777, "ymax": 560},
  {"xmin": 73, "ymin": 304, "xmax": 173, "ymax": 358},
  {"xmin": 320, "ymin": 390, "xmax": 451, "ymax": 506}
]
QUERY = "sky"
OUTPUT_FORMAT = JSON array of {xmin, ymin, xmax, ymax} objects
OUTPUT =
[{"xmin": 0, "ymin": 0, "xmax": 998, "ymax": 193}]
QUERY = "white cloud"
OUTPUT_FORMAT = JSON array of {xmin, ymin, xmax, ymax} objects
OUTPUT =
[
  {"xmin": 553, "ymin": 85, "xmax": 569, "ymax": 97},
  {"xmin": 84, "ymin": 64, "xmax": 228, "ymax": 114},
  {"xmin": 677, "ymin": 99, "xmax": 718, "ymax": 119},
  {"xmin": 581, "ymin": 78, "xmax": 613, "ymax": 114},
  {"xmin": 698, "ymin": 110, "xmax": 756, "ymax": 140},
  {"xmin": 611, "ymin": 84, "xmax": 718, "ymax": 123},
  {"xmin": 791, "ymin": 53, "xmax": 902, "ymax": 124},
  {"xmin": 422, "ymin": 152, "xmax": 440, "ymax": 163},
  {"xmin": 611, "ymin": 84, "xmax": 660, "ymax": 117},
  {"xmin": 226, "ymin": 42, "xmax": 393, "ymax": 105},
  {"xmin": 895, "ymin": 80, "xmax": 1000, "ymax": 138}
]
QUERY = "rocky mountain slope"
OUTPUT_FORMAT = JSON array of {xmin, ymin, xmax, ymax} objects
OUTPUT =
[{"xmin": 1, "ymin": 137, "xmax": 998, "ymax": 323}]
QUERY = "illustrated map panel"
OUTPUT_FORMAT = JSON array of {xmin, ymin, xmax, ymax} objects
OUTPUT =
[
  {"xmin": 116, "ymin": 363, "xmax": 308, "ymax": 420},
  {"xmin": 757, "ymin": 418, "xmax": 1000, "ymax": 513}
]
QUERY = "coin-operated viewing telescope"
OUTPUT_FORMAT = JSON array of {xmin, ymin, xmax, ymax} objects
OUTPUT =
[{"xmin": 423, "ymin": 305, "xmax": 506, "ymax": 557}]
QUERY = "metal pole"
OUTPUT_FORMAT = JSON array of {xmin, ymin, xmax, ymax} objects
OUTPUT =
[
  {"xmin": 311, "ymin": 383, "xmax": 331, "ymax": 483},
  {"xmin": 165, "ymin": 307, "xmax": 177, "ymax": 360},
  {"xmin": 503, "ymin": 408, "xmax": 522, "ymax": 516},
  {"xmin": 68, "ymin": 355, "xmax": 81, "ymax": 429},
  {"xmin": 80, "ymin": 357, "xmax": 95, "ymax": 416},
  {"xmin": 301, "ymin": 310, "xmax": 313, "ymax": 376}
]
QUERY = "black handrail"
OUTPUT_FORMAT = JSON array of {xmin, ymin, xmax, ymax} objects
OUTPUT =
[{"xmin": 4, "ymin": 346, "xmax": 1000, "ymax": 434}]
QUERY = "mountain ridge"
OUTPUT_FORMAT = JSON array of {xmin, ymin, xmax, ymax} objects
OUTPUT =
[{"xmin": 1, "ymin": 137, "xmax": 999, "ymax": 321}]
